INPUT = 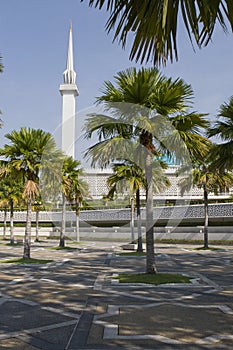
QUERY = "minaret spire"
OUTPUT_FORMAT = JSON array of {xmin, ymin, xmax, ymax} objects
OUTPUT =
[
  {"xmin": 59, "ymin": 23, "xmax": 79, "ymax": 159},
  {"xmin": 63, "ymin": 21, "xmax": 76, "ymax": 84}
]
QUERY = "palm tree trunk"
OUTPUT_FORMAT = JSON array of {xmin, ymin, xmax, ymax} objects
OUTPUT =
[
  {"xmin": 3, "ymin": 207, "xmax": 7, "ymax": 239},
  {"xmin": 10, "ymin": 199, "xmax": 14, "ymax": 244},
  {"xmin": 24, "ymin": 198, "xmax": 32, "ymax": 259},
  {"xmin": 35, "ymin": 209, "xmax": 39, "ymax": 242},
  {"xmin": 75, "ymin": 200, "xmax": 80, "ymax": 242},
  {"xmin": 145, "ymin": 150, "xmax": 156, "ymax": 274},
  {"xmin": 60, "ymin": 193, "xmax": 66, "ymax": 247},
  {"xmin": 136, "ymin": 188, "xmax": 143, "ymax": 252},
  {"xmin": 130, "ymin": 196, "xmax": 135, "ymax": 243},
  {"xmin": 203, "ymin": 186, "xmax": 209, "ymax": 249}
]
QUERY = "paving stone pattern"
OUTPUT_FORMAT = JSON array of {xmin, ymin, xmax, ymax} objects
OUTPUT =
[{"xmin": 0, "ymin": 240, "xmax": 232, "ymax": 349}]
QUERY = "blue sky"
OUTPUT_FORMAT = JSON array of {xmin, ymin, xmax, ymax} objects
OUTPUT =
[{"xmin": 1, "ymin": 0, "xmax": 233, "ymax": 157}]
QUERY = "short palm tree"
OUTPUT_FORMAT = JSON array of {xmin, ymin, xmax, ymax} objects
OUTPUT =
[
  {"xmin": 107, "ymin": 160, "xmax": 170, "ymax": 251},
  {"xmin": 0, "ymin": 186, "xmax": 8, "ymax": 239},
  {"xmin": 0, "ymin": 161, "xmax": 24, "ymax": 243},
  {"xmin": 32, "ymin": 197, "xmax": 44, "ymax": 242},
  {"xmin": 84, "ymin": 67, "xmax": 209, "ymax": 273},
  {"xmin": 0, "ymin": 56, "xmax": 3, "ymax": 73},
  {"xmin": 208, "ymin": 96, "xmax": 233, "ymax": 171},
  {"xmin": 0, "ymin": 127, "xmax": 60, "ymax": 258},
  {"xmin": 179, "ymin": 157, "xmax": 233, "ymax": 248},
  {"xmin": 83, "ymin": 1, "xmax": 233, "ymax": 65},
  {"xmin": 68, "ymin": 168, "xmax": 89, "ymax": 243},
  {"xmin": 0, "ymin": 178, "xmax": 23, "ymax": 244},
  {"xmin": 60, "ymin": 156, "xmax": 89, "ymax": 246},
  {"xmin": 107, "ymin": 161, "xmax": 146, "ymax": 250}
]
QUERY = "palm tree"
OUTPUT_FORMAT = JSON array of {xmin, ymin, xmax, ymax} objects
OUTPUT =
[
  {"xmin": 82, "ymin": 1, "xmax": 233, "ymax": 65},
  {"xmin": 208, "ymin": 96, "xmax": 233, "ymax": 171},
  {"xmin": 0, "ymin": 56, "xmax": 3, "ymax": 73},
  {"xmin": 179, "ymin": 158, "xmax": 233, "ymax": 248},
  {"xmin": 0, "ymin": 188, "xmax": 8, "ymax": 240},
  {"xmin": 0, "ymin": 162, "xmax": 24, "ymax": 244},
  {"xmin": 60, "ymin": 157, "xmax": 88, "ymax": 246},
  {"xmin": 0, "ymin": 55, "xmax": 3, "ymax": 124},
  {"xmin": 33, "ymin": 197, "xmax": 44, "ymax": 242},
  {"xmin": 73, "ymin": 179, "xmax": 89, "ymax": 242},
  {"xmin": 0, "ymin": 127, "xmax": 60, "ymax": 258},
  {"xmin": 107, "ymin": 160, "xmax": 170, "ymax": 251},
  {"xmin": 107, "ymin": 161, "xmax": 146, "ymax": 249},
  {"xmin": 84, "ymin": 67, "xmax": 209, "ymax": 273},
  {"xmin": 69, "ymin": 170, "xmax": 89, "ymax": 243}
]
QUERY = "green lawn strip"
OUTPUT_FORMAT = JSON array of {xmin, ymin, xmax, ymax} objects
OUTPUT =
[
  {"xmin": 119, "ymin": 251, "xmax": 146, "ymax": 256},
  {"xmin": 153, "ymin": 239, "xmax": 233, "ymax": 245},
  {"xmin": 115, "ymin": 273, "xmax": 192, "ymax": 285},
  {"xmin": 0, "ymin": 258, "xmax": 53, "ymax": 264}
]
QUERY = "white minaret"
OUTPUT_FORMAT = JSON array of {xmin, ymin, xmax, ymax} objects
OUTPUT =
[{"xmin": 59, "ymin": 23, "xmax": 79, "ymax": 158}]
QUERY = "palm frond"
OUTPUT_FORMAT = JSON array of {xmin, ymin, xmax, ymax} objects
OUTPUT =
[{"xmin": 81, "ymin": 1, "xmax": 233, "ymax": 65}]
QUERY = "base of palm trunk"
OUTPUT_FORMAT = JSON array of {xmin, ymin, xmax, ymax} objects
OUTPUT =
[
  {"xmin": 23, "ymin": 243, "xmax": 30, "ymax": 259},
  {"xmin": 146, "ymin": 264, "xmax": 157, "ymax": 274},
  {"xmin": 59, "ymin": 238, "xmax": 65, "ymax": 247}
]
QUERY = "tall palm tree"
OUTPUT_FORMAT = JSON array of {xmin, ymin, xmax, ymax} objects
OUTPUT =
[
  {"xmin": 82, "ymin": 1, "xmax": 233, "ymax": 65},
  {"xmin": 84, "ymin": 67, "xmax": 209, "ymax": 273},
  {"xmin": 0, "ymin": 127, "xmax": 60, "ymax": 258}
]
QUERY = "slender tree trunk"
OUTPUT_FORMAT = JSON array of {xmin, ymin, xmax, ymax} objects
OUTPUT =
[
  {"xmin": 75, "ymin": 200, "xmax": 80, "ymax": 242},
  {"xmin": 60, "ymin": 193, "xmax": 66, "ymax": 247},
  {"xmin": 136, "ymin": 189, "xmax": 143, "ymax": 252},
  {"xmin": 3, "ymin": 207, "xmax": 7, "ymax": 239},
  {"xmin": 145, "ymin": 150, "xmax": 156, "ymax": 274},
  {"xmin": 10, "ymin": 200, "xmax": 14, "ymax": 244},
  {"xmin": 203, "ymin": 187, "xmax": 209, "ymax": 249},
  {"xmin": 35, "ymin": 209, "xmax": 39, "ymax": 242},
  {"xmin": 130, "ymin": 196, "xmax": 135, "ymax": 243},
  {"xmin": 24, "ymin": 199, "xmax": 32, "ymax": 259}
]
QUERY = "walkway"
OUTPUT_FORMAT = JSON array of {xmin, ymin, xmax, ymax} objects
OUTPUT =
[{"xmin": 0, "ymin": 240, "xmax": 232, "ymax": 349}]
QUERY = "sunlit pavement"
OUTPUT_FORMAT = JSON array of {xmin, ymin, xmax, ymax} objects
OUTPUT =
[{"xmin": 0, "ymin": 239, "xmax": 232, "ymax": 349}]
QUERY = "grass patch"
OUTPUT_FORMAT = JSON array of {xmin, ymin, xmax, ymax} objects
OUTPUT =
[
  {"xmin": 50, "ymin": 246, "xmax": 79, "ymax": 251},
  {"xmin": 68, "ymin": 241, "xmax": 84, "ymax": 245},
  {"xmin": 116, "ymin": 273, "xmax": 192, "ymax": 285},
  {"xmin": 195, "ymin": 246, "xmax": 224, "ymax": 251},
  {"xmin": 0, "ymin": 258, "xmax": 53, "ymax": 264},
  {"xmin": 0, "ymin": 242, "xmax": 23, "ymax": 247},
  {"xmin": 119, "ymin": 251, "xmax": 146, "ymax": 256}
]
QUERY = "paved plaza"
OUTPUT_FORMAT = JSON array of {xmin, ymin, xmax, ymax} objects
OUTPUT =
[{"xmin": 0, "ymin": 239, "xmax": 232, "ymax": 349}]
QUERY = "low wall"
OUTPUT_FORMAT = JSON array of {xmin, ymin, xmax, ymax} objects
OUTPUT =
[{"xmin": 1, "ymin": 225, "xmax": 233, "ymax": 242}]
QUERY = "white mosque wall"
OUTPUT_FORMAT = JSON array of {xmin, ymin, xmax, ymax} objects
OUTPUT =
[{"xmin": 82, "ymin": 166, "xmax": 232, "ymax": 200}]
